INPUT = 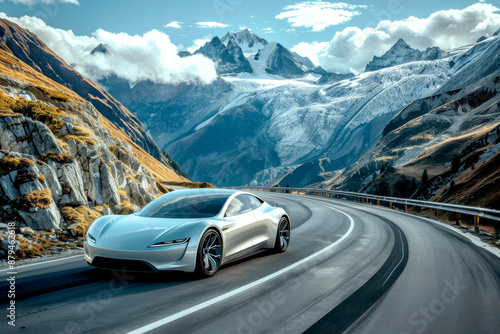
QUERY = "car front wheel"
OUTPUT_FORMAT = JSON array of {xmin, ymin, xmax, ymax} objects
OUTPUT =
[{"xmin": 195, "ymin": 229, "xmax": 222, "ymax": 278}]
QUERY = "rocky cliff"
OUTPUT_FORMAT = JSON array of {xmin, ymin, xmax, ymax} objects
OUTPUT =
[
  {"xmin": 0, "ymin": 39, "xmax": 184, "ymax": 258},
  {"xmin": 0, "ymin": 19, "xmax": 165, "ymax": 161}
]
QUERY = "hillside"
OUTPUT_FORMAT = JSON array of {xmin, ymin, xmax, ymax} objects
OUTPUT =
[
  {"xmin": 0, "ymin": 18, "xmax": 165, "ymax": 162},
  {"xmin": 320, "ymin": 52, "xmax": 500, "ymax": 209},
  {"xmin": 0, "ymin": 40, "xmax": 186, "ymax": 258}
]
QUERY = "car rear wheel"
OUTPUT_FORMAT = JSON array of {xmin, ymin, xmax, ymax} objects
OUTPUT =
[
  {"xmin": 195, "ymin": 229, "xmax": 222, "ymax": 278},
  {"xmin": 274, "ymin": 216, "xmax": 290, "ymax": 253}
]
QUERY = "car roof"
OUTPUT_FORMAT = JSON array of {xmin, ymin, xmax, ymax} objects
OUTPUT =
[{"xmin": 166, "ymin": 188, "xmax": 239, "ymax": 194}]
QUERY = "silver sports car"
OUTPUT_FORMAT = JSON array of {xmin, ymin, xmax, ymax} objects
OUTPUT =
[{"xmin": 84, "ymin": 189, "xmax": 290, "ymax": 277}]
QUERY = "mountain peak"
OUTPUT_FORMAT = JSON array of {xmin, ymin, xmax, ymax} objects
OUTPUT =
[
  {"xmin": 393, "ymin": 38, "xmax": 409, "ymax": 48},
  {"xmin": 365, "ymin": 38, "xmax": 445, "ymax": 72},
  {"xmin": 221, "ymin": 29, "xmax": 268, "ymax": 53},
  {"xmin": 90, "ymin": 43, "xmax": 113, "ymax": 56}
]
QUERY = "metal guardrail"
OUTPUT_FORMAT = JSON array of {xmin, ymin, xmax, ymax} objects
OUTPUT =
[{"xmin": 229, "ymin": 186, "xmax": 500, "ymax": 239}]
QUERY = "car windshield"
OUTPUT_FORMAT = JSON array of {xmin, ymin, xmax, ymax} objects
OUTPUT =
[{"xmin": 136, "ymin": 193, "xmax": 230, "ymax": 219}]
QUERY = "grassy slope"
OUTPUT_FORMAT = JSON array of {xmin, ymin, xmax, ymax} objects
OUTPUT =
[{"xmin": 0, "ymin": 48, "xmax": 188, "ymax": 183}]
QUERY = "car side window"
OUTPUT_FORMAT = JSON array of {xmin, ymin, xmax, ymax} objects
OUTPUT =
[
  {"xmin": 246, "ymin": 195, "xmax": 263, "ymax": 210},
  {"xmin": 225, "ymin": 195, "xmax": 253, "ymax": 217}
]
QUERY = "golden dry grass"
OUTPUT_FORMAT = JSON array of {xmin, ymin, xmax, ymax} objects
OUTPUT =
[
  {"xmin": 161, "ymin": 181, "xmax": 215, "ymax": 189},
  {"xmin": 99, "ymin": 115, "xmax": 189, "ymax": 183},
  {"xmin": 0, "ymin": 49, "xmax": 84, "ymax": 103},
  {"xmin": 119, "ymin": 200, "xmax": 135, "ymax": 215},
  {"xmin": 1, "ymin": 47, "xmax": 191, "ymax": 185},
  {"xmin": 17, "ymin": 188, "xmax": 53, "ymax": 211},
  {"xmin": 60, "ymin": 206, "xmax": 101, "ymax": 236},
  {"xmin": 41, "ymin": 152, "xmax": 75, "ymax": 164},
  {"xmin": 0, "ymin": 155, "xmax": 35, "ymax": 176}
]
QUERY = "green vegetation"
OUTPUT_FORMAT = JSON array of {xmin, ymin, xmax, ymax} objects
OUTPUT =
[{"xmin": 422, "ymin": 169, "xmax": 429, "ymax": 184}]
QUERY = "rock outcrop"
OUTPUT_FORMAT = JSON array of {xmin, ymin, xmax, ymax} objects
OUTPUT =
[{"xmin": 0, "ymin": 87, "xmax": 158, "ymax": 231}]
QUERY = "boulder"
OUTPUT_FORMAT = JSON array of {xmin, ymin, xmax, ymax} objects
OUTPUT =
[
  {"xmin": 37, "ymin": 162, "xmax": 63, "ymax": 200},
  {"xmin": 20, "ymin": 227, "xmax": 34, "ymax": 235},
  {"xmin": 18, "ymin": 201, "xmax": 61, "ymax": 230},
  {"xmin": 0, "ymin": 171, "xmax": 20, "ymax": 201},
  {"xmin": 56, "ymin": 161, "xmax": 87, "ymax": 206},
  {"xmin": 0, "ymin": 232, "xmax": 19, "ymax": 256},
  {"xmin": 18, "ymin": 180, "xmax": 44, "ymax": 196},
  {"xmin": 28, "ymin": 120, "xmax": 63, "ymax": 156},
  {"xmin": 114, "ymin": 161, "xmax": 126, "ymax": 187},
  {"xmin": 100, "ymin": 163, "xmax": 121, "ymax": 212}
]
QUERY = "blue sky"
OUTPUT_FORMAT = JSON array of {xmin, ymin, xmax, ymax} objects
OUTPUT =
[
  {"xmin": 1, "ymin": 1, "xmax": 498, "ymax": 83},
  {"xmin": 0, "ymin": 0, "xmax": 488, "ymax": 50}
]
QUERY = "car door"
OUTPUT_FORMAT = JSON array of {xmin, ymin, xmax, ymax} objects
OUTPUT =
[
  {"xmin": 246, "ymin": 195, "xmax": 274, "ymax": 247},
  {"xmin": 223, "ymin": 195, "xmax": 257, "ymax": 261}
]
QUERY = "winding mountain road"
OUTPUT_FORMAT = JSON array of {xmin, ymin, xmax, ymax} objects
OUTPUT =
[{"xmin": 1, "ymin": 193, "xmax": 500, "ymax": 333}]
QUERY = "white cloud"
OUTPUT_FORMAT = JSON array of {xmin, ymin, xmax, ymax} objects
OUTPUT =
[
  {"xmin": 0, "ymin": 13, "xmax": 217, "ymax": 85},
  {"xmin": 262, "ymin": 27, "xmax": 274, "ymax": 34},
  {"xmin": 187, "ymin": 38, "xmax": 210, "ymax": 53},
  {"xmin": 275, "ymin": 2, "xmax": 367, "ymax": 32},
  {"xmin": 304, "ymin": 3, "xmax": 500, "ymax": 73},
  {"xmin": 165, "ymin": 21, "xmax": 182, "ymax": 29},
  {"xmin": 291, "ymin": 41, "xmax": 328, "ymax": 66},
  {"xmin": 196, "ymin": 21, "xmax": 229, "ymax": 29}
]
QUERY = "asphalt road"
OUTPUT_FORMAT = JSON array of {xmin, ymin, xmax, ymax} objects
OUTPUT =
[{"xmin": 1, "ymin": 193, "xmax": 499, "ymax": 334}]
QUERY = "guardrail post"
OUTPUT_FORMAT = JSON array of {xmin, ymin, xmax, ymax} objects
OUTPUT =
[
  {"xmin": 474, "ymin": 217, "xmax": 479, "ymax": 234},
  {"xmin": 404, "ymin": 204, "xmax": 408, "ymax": 212},
  {"xmin": 455, "ymin": 213, "xmax": 460, "ymax": 226},
  {"xmin": 389, "ymin": 202, "xmax": 392, "ymax": 209},
  {"xmin": 435, "ymin": 209, "xmax": 438, "ymax": 217},
  {"xmin": 366, "ymin": 198, "xmax": 369, "ymax": 204},
  {"xmin": 377, "ymin": 200, "xmax": 380, "ymax": 206},
  {"xmin": 495, "ymin": 225, "xmax": 499, "ymax": 240}
]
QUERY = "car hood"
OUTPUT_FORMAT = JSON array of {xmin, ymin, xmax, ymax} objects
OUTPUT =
[{"xmin": 90, "ymin": 215, "xmax": 194, "ymax": 250}]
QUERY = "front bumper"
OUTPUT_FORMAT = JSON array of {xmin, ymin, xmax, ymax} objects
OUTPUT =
[{"xmin": 84, "ymin": 240, "xmax": 197, "ymax": 272}]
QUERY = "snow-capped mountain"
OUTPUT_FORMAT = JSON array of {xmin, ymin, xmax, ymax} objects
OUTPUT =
[
  {"xmin": 90, "ymin": 43, "xmax": 113, "ymax": 56},
  {"xmin": 98, "ymin": 29, "xmax": 500, "ymax": 188},
  {"xmin": 221, "ymin": 28, "xmax": 268, "ymax": 54},
  {"xmin": 195, "ymin": 37, "xmax": 252, "ymax": 75},
  {"xmin": 254, "ymin": 42, "xmax": 307, "ymax": 78},
  {"xmin": 365, "ymin": 39, "xmax": 446, "ymax": 72}
]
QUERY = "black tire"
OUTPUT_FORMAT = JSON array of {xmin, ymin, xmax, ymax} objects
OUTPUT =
[
  {"xmin": 195, "ymin": 229, "xmax": 222, "ymax": 278},
  {"xmin": 274, "ymin": 216, "xmax": 290, "ymax": 253}
]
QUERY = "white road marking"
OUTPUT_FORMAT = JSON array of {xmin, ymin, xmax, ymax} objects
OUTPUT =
[
  {"xmin": 127, "ymin": 204, "xmax": 355, "ymax": 334},
  {"xmin": 0, "ymin": 254, "xmax": 83, "ymax": 274}
]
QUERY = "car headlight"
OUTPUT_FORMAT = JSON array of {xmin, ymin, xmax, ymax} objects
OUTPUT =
[
  {"xmin": 87, "ymin": 233, "xmax": 96, "ymax": 243},
  {"xmin": 149, "ymin": 238, "xmax": 190, "ymax": 248}
]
